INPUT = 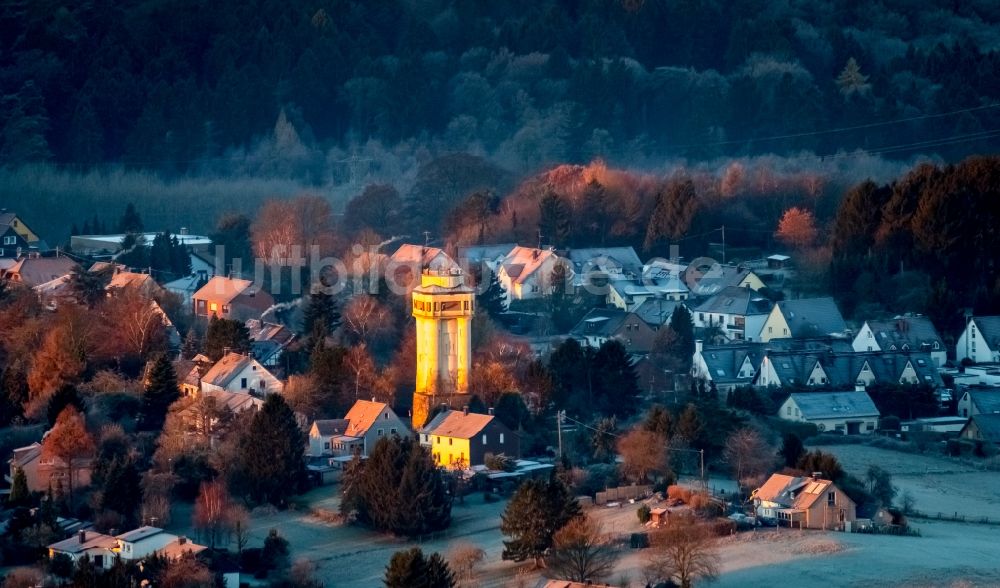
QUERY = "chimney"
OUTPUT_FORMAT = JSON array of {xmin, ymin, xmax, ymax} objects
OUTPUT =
[
  {"xmin": 179, "ymin": 227, "xmax": 189, "ymax": 235},
  {"xmin": 463, "ymin": 405, "xmax": 469, "ymax": 416},
  {"xmin": 178, "ymin": 536, "xmax": 187, "ymax": 545},
  {"xmin": 488, "ymin": 407, "xmax": 494, "ymax": 415},
  {"xmin": 79, "ymin": 530, "xmax": 86, "ymax": 543},
  {"xmin": 223, "ymin": 346, "xmax": 231, "ymax": 356},
  {"xmin": 812, "ymin": 471, "xmax": 823, "ymax": 480},
  {"xmin": 695, "ymin": 339, "xmax": 703, "ymax": 354}
]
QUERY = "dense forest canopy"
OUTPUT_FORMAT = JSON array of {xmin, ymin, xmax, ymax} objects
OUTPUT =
[{"xmin": 2, "ymin": 0, "xmax": 999, "ymax": 172}]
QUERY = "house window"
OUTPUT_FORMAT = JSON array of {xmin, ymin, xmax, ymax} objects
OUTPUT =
[
  {"xmin": 448, "ymin": 438, "xmax": 453, "ymax": 445},
  {"xmin": 786, "ymin": 406, "xmax": 792, "ymax": 415},
  {"xmin": 324, "ymin": 442, "xmax": 330, "ymax": 449},
  {"xmin": 210, "ymin": 302, "xmax": 218, "ymax": 312},
  {"xmin": 500, "ymin": 433, "xmax": 505, "ymax": 444},
  {"xmin": 866, "ymin": 423, "xmax": 875, "ymax": 431},
  {"xmin": 827, "ymin": 492, "xmax": 835, "ymax": 506},
  {"xmin": 482, "ymin": 434, "xmax": 487, "ymax": 445},
  {"xmin": 384, "ymin": 413, "xmax": 388, "ymax": 419},
  {"xmin": 768, "ymin": 326, "xmax": 773, "ymax": 334},
  {"xmin": 240, "ymin": 378, "xmax": 247, "ymax": 388},
  {"xmin": 390, "ymin": 428, "xmax": 397, "ymax": 435},
  {"xmin": 3, "ymin": 236, "xmax": 14, "ymax": 245},
  {"xmin": 423, "ymin": 434, "xmax": 429, "ymax": 442},
  {"xmin": 700, "ymin": 313, "xmax": 705, "ymax": 321},
  {"xmin": 783, "ymin": 328, "xmax": 788, "ymax": 335},
  {"xmin": 222, "ymin": 304, "xmax": 230, "ymax": 314}
]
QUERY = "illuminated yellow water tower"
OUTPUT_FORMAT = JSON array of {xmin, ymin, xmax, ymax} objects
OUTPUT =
[{"xmin": 411, "ymin": 267, "xmax": 475, "ymax": 429}]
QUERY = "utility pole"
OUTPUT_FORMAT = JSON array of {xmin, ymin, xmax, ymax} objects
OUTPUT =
[
  {"xmin": 721, "ymin": 225, "xmax": 726, "ymax": 264},
  {"xmin": 557, "ymin": 410, "xmax": 565, "ymax": 458},
  {"xmin": 700, "ymin": 449, "xmax": 706, "ymax": 488}
]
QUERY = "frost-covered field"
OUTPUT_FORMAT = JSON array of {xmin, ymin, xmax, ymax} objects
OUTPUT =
[{"xmin": 815, "ymin": 444, "xmax": 1000, "ymax": 518}]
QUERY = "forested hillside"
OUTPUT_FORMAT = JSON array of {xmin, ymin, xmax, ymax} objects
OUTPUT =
[{"xmin": 2, "ymin": 0, "xmax": 999, "ymax": 175}]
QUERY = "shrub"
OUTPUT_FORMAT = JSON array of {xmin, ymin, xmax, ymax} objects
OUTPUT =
[
  {"xmin": 667, "ymin": 485, "xmax": 693, "ymax": 504},
  {"xmin": 708, "ymin": 519, "xmax": 737, "ymax": 536},
  {"xmin": 637, "ymin": 504, "xmax": 651, "ymax": 524}
]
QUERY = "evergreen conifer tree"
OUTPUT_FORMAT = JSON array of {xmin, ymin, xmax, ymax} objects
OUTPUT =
[
  {"xmin": 140, "ymin": 354, "xmax": 178, "ymax": 430},
  {"xmin": 232, "ymin": 394, "xmax": 305, "ymax": 505},
  {"xmin": 476, "ymin": 270, "xmax": 508, "ymax": 319},
  {"xmin": 538, "ymin": 190, "xmax": 571, "ymax": 248},
  {"xmin": 204, "ymin": 317, "xmax": 251, "ymax": 361},
  {"xmin": 8, "ymin": 467, "xmax": 28, "ymax": 505},
  {"xmin": 301, "ymin": 288, "xmax": 340, "ymax": 342},
  {"xmin": 118, "ymin": 203, "xmax": 143, "ymax": 234},
  {"xmin": 501, "ymin": 475, "xmax": 581, "ymax": 566}
]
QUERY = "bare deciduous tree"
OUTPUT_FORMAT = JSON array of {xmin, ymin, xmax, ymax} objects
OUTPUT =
[
  {"xmin": 616, "ymin": 428, "xmax": 669, "ymax": 484},
  {"xmin": 546, "ymin": 516, "xmax": 620, "ymax": 583},
  {"xmin": 193, "ymin": 480, "xmax": 232, "ymax": 548},
  {"xmin": 448, "ymin": 542, "xmax": 486, "ymax": 587},
  {"xmin": 723, "ymin": 427, "xmax": 774, "ymax": 491},
  {"xmin": 42, "ymin": 406, "xmax": 95, "ymax": 509},
  {"xmin": 644, "ymin": 520, "xmax": 719, "ymax": 588},
  {"xmin": 342, "ymin": 294, "xmax": 394, "ymax": 347}
]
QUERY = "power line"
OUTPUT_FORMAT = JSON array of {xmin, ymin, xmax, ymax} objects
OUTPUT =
[{"xmin": 659, "ymin": 103, "xmax": 1000, "ymax": 150}]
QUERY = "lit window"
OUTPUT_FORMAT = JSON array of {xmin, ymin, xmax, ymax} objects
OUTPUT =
[
  {"xmin": 482, "ymin": 434, "xmax": 487, "ymax": 445},
  {"xmin": 500, "ymin": 433, "xmax": 505, "ymax": 444},
  {"xmin": 210, "ymin": 302, "xmax": 218, "ymax": 312}
]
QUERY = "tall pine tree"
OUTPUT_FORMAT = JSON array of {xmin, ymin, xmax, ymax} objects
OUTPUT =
[
  {"xmin": 301, "ymin": 288, "xmax": 341, "ymax": 343},
  {"xmin": 538, "ymin": 190, "xmax": 571, "ymax": 248},
  {"xmin": 141, "ymin": 354, "xmax": 178, "ymax": 430},
  {"xmin": 232, "ymin": 394, "xmax": 305, "ymax": 505}
]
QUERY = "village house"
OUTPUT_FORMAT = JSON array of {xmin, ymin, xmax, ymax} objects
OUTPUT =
[
  {"xmin": 7, "ymin": 442, "xmax": 93, "ymax": 493},
  {"xmin": 567, "ymin": 246, "xmax": 646, "ymax": 296},
  {"xmin": 199, "ymin": 352, "xmax": 284, "ymax": 396},
  {"xmin": 685, "ymin": 263, "xmax": 765, "ymax": 297},
  {"xmin": 757, "ymin": 297, "xmax": 848, "ymax": 342},
  {"xmin": 1, "ymin": 254, "xmax": 78, "ymax": 288},
  {"xmin": 0, "ymin": 210, "xmax": 45, "ymax": 259},
  {"xmin": 49, "ymin": 527, "xmax": 205, "ymax": 570},
  {"xmin": 853, "ymin": 316, "xmax": 947, "ymax": 367},
  {"xmin": 458, "ymin": 243, "xmax": 517, "ymax": 273},
  {"xmin": 690, "ymin": 340, "xmax": 764, "ymax": 394},
  {"xmin": 246, "ymin": 319, "xmax": 296, "ymax": 367},
  {"xmin": 606, "ymin": 269, "xmax": 690, "ymax": 313},
  {"xmin": 385, "ymin": 244, "xmax": 458, "ymax": 288},
  {"xmin": 957, "ymin": 389, "xmax": 1000, "ymax": 419},
  {"xmin": 192, "ymin": 276, "xmax": 274, "ymax": 322},
  {"xmin": 956, "ymin": 316, "xmax": 1000, "ymax": 364},
  {"xmin": 691, "ymin": 286, "xmax": 773, "ymax": 341},
  {"xmin": 569, "ymin": 308, "xmax": 657, "ymax": 354},
  {"xmin": 420, "ymin": 408, "xmax": 519, "ymax": 469},
  {"xmin": 959, "ymin": 413, "xmax": 1000, "ymax": 445},
  {"xmin": 631, "ymin": 297, "xmax": 685, "ymax": 329},
  {"xmin": 46, "ymin": 530, "xmax": 119, "ymax": 568},
  {"xmin": 496, "ymin": 246, "xmax": 562, "ymax": 303},
  {"xmin": 756, "ymin": 349, "xmax": 941, "ymax": 389},
  {"xmin": 753, "ymin": 473, "xmax": 857, "ymax": 530},
  {"xmin": 105, "ymin": 269, "xmax": 164, "ymax": 298},
  {"xmin": 175, "ymin": 389, "xmax": 263, "ymax": 438},
  {"xmin": 163, "ymin": 272, "xmax": 210, "ymax": 306},
  {"xmin": 778, "ymin": 391, "xmax": 880, "ymax": 435},
  {"xmin": 307, "ymin": 399, "xmax": 410, "ymax": 458}
]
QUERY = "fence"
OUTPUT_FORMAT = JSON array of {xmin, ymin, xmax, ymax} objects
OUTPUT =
[
  {"xmin": 908, "ymin": 510, "xmax": 1000, "ymax": 526},
  {"xmin": 595, "ymin": 484, "xmax": 653, "ymax": 505}
]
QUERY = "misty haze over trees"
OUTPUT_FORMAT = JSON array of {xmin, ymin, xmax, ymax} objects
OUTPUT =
[{"xmin": 0, "ymin": 0, "xmax": 997, "ymax": 323}]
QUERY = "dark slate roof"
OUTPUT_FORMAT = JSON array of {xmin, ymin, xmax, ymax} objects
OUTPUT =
[
  {"xmin": 313, "ymin": 419, "xmax": 350, "ymax": 436},
  {"xmin": 633, "ymin": 298, "xmax": 683, "ymax": 327},
  {"xmin": 761, "ymin": 350, "xmax": 942, "ymax": 388},
  {"xmin": 700, "ymin": 343, "xmax": 765, "ymax": 384},
  {"xmin": 686, "ymin": 264, "xmax": 756, "ymax": 296},
  {"xmin": 765, "ymin": 337, "xmax": 855, "ymax": 353},
  {"xmin": 968, "ymin": 391, "xmax": 1000, "ymax": 414},
  {"xmin": 790, "ymin": 391, "xmax": 880, "ymax": 419},
  {"xmin": 777, "ymin": 297, "xmax": 848, "ymax": 338},
  {"xmin": 567, "ymin": 247, "xmax": 643, "ymax": 275},
  {"xmin": 865, "ymin": 316, "xmax": 944, "ymax": 351},
  {"xmin": 971, "ymin": 317, "xmax": 1000, "ymax": 349},
  {"xmin": 967, "ymin": 413, "xmax": 1000, "ymax": 443},
  {"xmin": 570, "ymin": 308, "xmax": 642, "ymax": 339},
  {"xmin": 693, "ymin": 286, "xmax": 772, "ymax": 315}
]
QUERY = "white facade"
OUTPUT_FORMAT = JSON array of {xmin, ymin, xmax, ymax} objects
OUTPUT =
[
  {"xmin": 778, "ymin": 396, "xmax": 878, "ymax": 435},
  {"xmin": 956, "ymin": 318, "xmax": 1000, "ymax": 364},
  {"xmin": 853, "ymin": 321, "xmax": 947, "ymax": 367},
  {"xmin": 201, "ymin": 356, "xmax": 284, "ymax": 396}
]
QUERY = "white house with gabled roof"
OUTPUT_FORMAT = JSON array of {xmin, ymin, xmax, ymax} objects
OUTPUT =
[{"xmin": 956, "ymin": 316, "xmax": 1000, "ymax": 364}]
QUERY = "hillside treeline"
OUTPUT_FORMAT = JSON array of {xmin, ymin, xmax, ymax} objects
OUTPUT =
[{"xmin": 1, "ymin": 0, "xmax": 999, "ymax": 176}]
